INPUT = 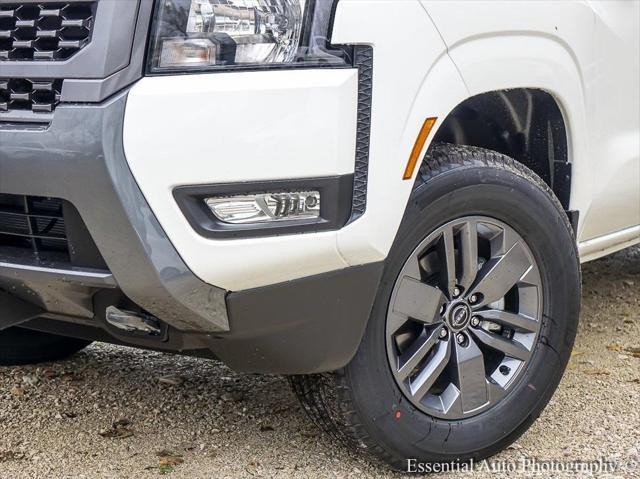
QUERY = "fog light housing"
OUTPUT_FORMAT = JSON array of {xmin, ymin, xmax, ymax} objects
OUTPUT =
[{"xmin": 205, "ymin": 191, "xmax": 320, "ymax": 224}]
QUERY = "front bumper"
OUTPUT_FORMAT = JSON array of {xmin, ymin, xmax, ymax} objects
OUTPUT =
[
  {"xmin": 0, "ymin": 89, "xmax": 383, "ymax": 373},
  {"xmin": 0, "ymin": 91, "xmax": 228, "ymax": 333}
]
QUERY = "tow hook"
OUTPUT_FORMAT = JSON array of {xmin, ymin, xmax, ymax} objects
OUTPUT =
[{"xmin": 105, "ymin": 306, "xmax": 162, "ymax": 336}]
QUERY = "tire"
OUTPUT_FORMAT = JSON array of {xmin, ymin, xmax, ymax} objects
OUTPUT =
[
  {"xmin": 290, "ymin": 143, "xmax": 581, "ymax": 470},
  {"xmin": 0, "ymin": 327, "xmax": 91, "ymax": 366}
]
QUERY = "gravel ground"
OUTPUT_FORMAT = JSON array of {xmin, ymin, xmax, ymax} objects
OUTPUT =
[{"xmin": 0, "ymin": 246, "xmax": 638, "ymax": 478}]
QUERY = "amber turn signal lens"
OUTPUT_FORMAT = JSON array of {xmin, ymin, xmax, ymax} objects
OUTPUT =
[{"xmin": 403, "ymin": 117, "xmax": 437, "ymax": 180}]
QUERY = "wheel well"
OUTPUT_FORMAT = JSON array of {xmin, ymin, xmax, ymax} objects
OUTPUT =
[{"xmin": 431, "ymin": 89, "xmax": 571, "ymax": 209}]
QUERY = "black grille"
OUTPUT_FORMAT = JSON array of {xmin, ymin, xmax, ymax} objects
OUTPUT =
[
  {"xmin": 0, "ymin": 194, "xmax": 70, "ymax": 262},
  {"xmin": 0, "ymin": 78, "xmax": 62, "ymax": 113},
  {"xmin": 0, "ymin": 2, "xmax": 95, "ymax": 61},
  {"xmin": 0, "ymin": 193, "xmax": 108, "ymax": 268}
]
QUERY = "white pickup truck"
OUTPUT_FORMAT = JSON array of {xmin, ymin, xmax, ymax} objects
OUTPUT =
[{"xmin": 0, "ymin": 0, "xmax": 638, "ymax": 469}]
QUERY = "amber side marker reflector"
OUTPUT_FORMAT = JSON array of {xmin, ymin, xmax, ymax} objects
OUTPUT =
[{"xmin": 403, "ymin": 117, "xmax": 437, "ymax": 180}]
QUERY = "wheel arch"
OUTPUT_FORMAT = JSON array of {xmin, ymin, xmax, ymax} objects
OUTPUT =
[
  {"xmin": 430, "ymin": 88, "xmax": 572, "ymax": 210},
  {"xmin": 417, "ymin": 28, "xmax": 592, "ymax": 227}
]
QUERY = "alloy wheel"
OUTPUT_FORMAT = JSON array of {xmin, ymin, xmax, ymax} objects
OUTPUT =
[{"xmin": 386, "ymin": 216, "xmax": 542, "ymax": 419}]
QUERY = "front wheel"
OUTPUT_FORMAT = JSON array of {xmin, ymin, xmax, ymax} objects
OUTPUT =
[{"xmin": 290, "ymin": 144, "xmax": 580, "ymax": 469}]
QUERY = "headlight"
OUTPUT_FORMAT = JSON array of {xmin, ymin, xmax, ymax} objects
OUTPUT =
[{"xmin": 147, "ymin": 0, "xmax": 348, "ymax": 73}]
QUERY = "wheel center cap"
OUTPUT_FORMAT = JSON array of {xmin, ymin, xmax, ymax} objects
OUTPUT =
[{"xmin": 448, "ymin": 302, "xmax": 471, "ymax": 331}]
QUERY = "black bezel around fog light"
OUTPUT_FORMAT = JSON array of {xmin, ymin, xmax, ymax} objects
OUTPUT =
[
  {"xmin": 146, "ymin": 0, "xmax": 351, "ymax": 74},
  {"xmin": 173, "ymin": 175, "xmax": 354, "ymax": 238}
]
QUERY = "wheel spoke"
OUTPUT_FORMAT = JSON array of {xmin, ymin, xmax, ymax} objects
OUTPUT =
[
  {"xmin": 471, "ymin": 328, "xmax": 530, "ymax": 361},
  {"xmin": 453, "ymin": 337, "xmax": 488, "ymax": 413},
  {"xmin": 397, "ymin": 327, "xmax": 442, "ymax": 380},
  {"xmin": 437, "ymin": 227, "xmax": 457, "ymax": 297},
  {"xmin": 469, "ymin": 241, "xmax": 531, "ymax": 307},
  {"xmin": 410, "ymin": 339, "xmax": 451, "ymax": 400},
  {"xmin": 479, "ymin": 309, "xmax": 539, "ymax": 332},
  {"xmin": 402, "ymin": 252, "xmax": 423, "ymax": 281},
  {"xmin": 487, "ymin": 379, "xmax": 507, "ymax": 403},
  {"xmin": 393, "ymin": 276, "xmax": 446, "ymax": 324},
  {"xmin": 458, "ymin": 221, "xmax": 478, "ymax": 292}
]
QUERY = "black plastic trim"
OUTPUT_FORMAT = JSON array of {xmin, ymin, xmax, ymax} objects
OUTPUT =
[
  {"xmin": 19, "ymin": 316, "xmax": 217, "ymax": 359},
  {"xmin": 348, "ymin": 45, "xmax": 373, "ymax": 222},
  {"xmin": 217, "ymin": 261, "xmax": 384, "ymax": 374},
  {"xmin": 553, "ymin": 161, "xmax": 572, "ymax": 210},
  {"xmin": 566, "ymin": 209, "xmax": 579, "ymax": 237},
  {"xmin": 173, "ymin": 175, "xmax": 353, "ymax": 239}
]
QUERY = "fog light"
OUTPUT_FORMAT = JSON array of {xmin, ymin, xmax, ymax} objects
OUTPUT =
[{"xmin": 205, "ymin": 191, "xmax": 320, "ymax": 224}]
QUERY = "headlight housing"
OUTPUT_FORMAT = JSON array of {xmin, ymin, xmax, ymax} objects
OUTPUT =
[{"xmin": 147, "ymin": 0, "xmax": 349, "ymax": 73}]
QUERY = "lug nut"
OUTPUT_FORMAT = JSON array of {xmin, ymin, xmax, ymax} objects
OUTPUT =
[
  {"xmin": 453, "ymin": 287, "xmax": 461, "ymax": 298},
  {"xmin": 470, "ymin": 316, "xmax": 480, "ymax": 327},
  {"xmin": 456, "ymin": 333, "xmax": 466, "ymax": 345},
  {"xmin": 439, "ymin": 327, "xmax": 448, "ymax": 339},
  {"xmin": 440, "ymin": 304, "xmax": 446, "ymax": 315},
  {"xmin": 469, "ymin": 294, "xmax": 478, "ymax": 304}
]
